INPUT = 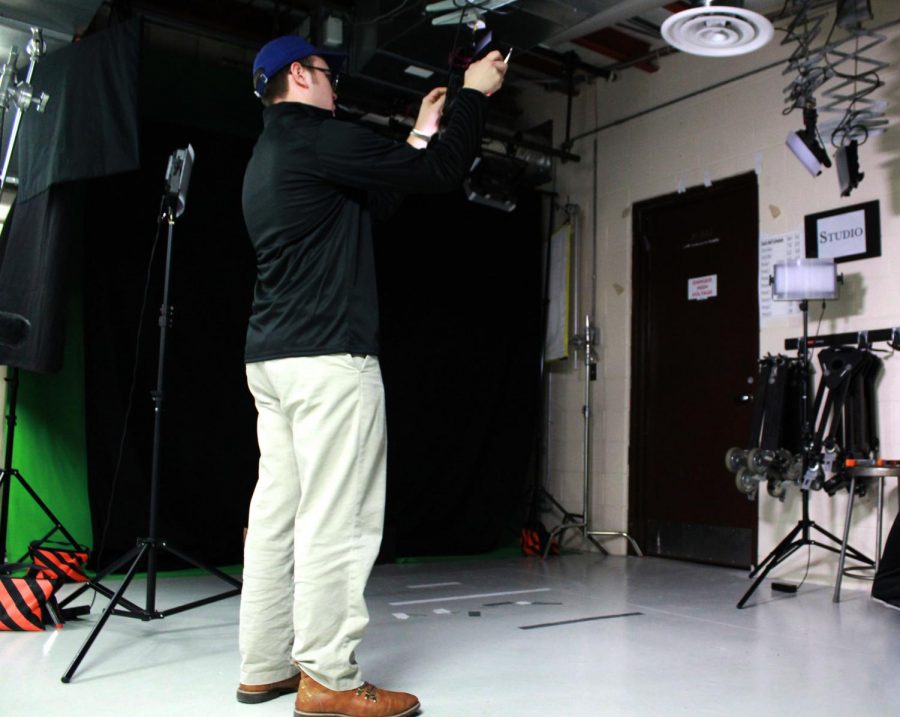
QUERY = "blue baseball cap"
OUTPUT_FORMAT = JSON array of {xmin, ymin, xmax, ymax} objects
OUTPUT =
[{"xmin": 252, "ymin": 35, "xmax": 346, "ymax": 98}]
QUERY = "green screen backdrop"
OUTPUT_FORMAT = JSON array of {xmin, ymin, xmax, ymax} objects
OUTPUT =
[{"xmin": 5, "ymin": 284, "xmax": 92, "ymax": 562}]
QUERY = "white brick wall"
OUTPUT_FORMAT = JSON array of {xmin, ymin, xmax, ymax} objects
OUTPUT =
[{"xmin": 529, "ymin": 1, "xmax": 900, "ymax": 577}]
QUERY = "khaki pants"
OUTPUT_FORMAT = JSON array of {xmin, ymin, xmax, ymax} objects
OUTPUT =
[{"xmin": 240, "ymin": 354, "xmax": 386, "ymax": 690}]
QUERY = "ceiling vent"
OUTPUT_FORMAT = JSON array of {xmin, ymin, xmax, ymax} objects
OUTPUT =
[{"xmin": 660, "ymin": 1, "xmax": 774, "ymax": 57}]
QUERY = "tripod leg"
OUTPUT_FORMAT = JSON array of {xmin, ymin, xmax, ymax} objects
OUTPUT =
[
  {"xmin": 809, "ymin": 522, "xmax": 873, "ymax": 563},
  {"xmin": 738, "ymin": 541, "xmax": 804, "ymax": 609},
  {"xmin": 11, "ymin": 469, "xmax": 83, "ymax": 551},
  {"xmin": 587, "ymin": 531, "xmax": 639, "ymax": 556},
  {"xmin": 543, "ymin": 523, "xmax": 580, "ymax": 559},
  {"xmin": 61, "ymin": 543, "xmax": 148, "ymax": 683},
  {"xmin": 0, "ymin": 469, "xmax": 10, "ymax": 562},
  {"xmin": 58, "ymin": 577, "xmax": 147, "ymax": 616},
  {"xmin": 57, "ymin": 541, "xmax": 151, "ymax": 611},
  {"xmin": 585, "ymin": 534, "xmax": 610, "ymax": 556},
  {"xmin": 749, "ymin": 522, "xmax": 802, "ymax": 578},
  {"xmin": 163, "ymin": 543, "xmax": 242, "ymax": 589},
  {"xmin": 154, "ymin": 544, "xmax": 242, "ymax": 617}
]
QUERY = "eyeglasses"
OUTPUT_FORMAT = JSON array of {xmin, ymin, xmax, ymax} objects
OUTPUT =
[{"xmin": 301, "ymin": 64, "xmax": 340, "ymax": 90}]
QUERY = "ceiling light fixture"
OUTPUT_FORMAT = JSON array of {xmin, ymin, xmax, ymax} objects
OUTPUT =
[
  {"xmin": 786, "ymin": 103, "xmax": 832, "ymax": 176},
  {"xmin": 660, "ymin": 1, "xmax": 774, "ymax": 57},
  {"xmin": 404, "ymin": 65, "xmax": 434, "ymax": 79},
  {"xmin": 426, "ymin": 0, "xmax": 515, "ymax": 28}
]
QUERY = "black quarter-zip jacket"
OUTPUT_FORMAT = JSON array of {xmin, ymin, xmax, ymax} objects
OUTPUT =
[{"xmin": 241, "ymin": 88, "xmax": 489, "ymax": 363}]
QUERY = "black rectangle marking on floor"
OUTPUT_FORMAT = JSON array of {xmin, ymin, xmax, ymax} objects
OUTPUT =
[{"xmin": 518, "ymin": 612, "xmax": 643, "ymax": 630}]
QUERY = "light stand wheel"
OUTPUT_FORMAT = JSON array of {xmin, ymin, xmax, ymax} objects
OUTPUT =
[
  {"xmin": 725, "ymin": 447, "xmax": 747, "ymax": 473},
  {"xmin": 734, "ymin": 468, "xmax": 759, "ymax": 496}
]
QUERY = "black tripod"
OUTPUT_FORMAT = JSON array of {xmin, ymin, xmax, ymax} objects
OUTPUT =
[
  {"xmin": 737, "ymin": 299, "xmax": 872, "ymax": 608},
  {"xmin": 61, "ymin": 194, "xmax": 241, "ymax": 682},
  {"xmin": 0, "ymin": 367, "xmax": 85, "ymax": 565}
]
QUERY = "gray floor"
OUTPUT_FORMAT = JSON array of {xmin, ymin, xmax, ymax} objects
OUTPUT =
[{"xmin": 3, "ymin": 554, "xmax": 898, "ymax": 717}]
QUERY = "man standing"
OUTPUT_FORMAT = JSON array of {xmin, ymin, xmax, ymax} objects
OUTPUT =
[{"xmin": 237, "ymin": 35, "xmax": 507, "ymax": 717}]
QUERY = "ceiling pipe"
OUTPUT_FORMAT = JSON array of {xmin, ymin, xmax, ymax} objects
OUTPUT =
[{"xmin": 546, "ymin": 0, "xmax": 674, "ymax": 46}]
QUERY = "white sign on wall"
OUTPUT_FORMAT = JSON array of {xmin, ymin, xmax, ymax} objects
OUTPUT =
[
  {"xmin": 805, "ymin": 200, "xmax": 881, "ymax": 263},
  {"xmin": 815, "ymin": 208, "xmax": 866, "ymax": 259},
  {"xmin": 688, "ymin": 274, "xmax": 717, "ymax": 301}
]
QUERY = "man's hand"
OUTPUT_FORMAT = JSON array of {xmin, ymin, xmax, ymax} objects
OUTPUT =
[
  {"xmin": 463, "ymin": 50, "xmax": 508, "ymax": 96},
  {"xmin": 413, "ymin": 87, "xmax": 447, "ymax": 138}
]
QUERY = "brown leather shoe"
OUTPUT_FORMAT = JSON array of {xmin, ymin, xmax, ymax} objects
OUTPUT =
[
  {"xmin": 294, "ymin": 671, "xmax": 420, "ymax": 717},
  {"xmin": 236, "ymin": 672, "xmax": 302, "ymax": 704}
]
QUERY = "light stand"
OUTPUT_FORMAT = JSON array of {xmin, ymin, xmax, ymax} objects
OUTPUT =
[
  {"xmin": 0, "ymin": 26, "xmax": 76, "ymax": 568},
  {"xmin": 61, "ymin": 146, "xmax": 241, "ymax": 682},
  {"xmin": 0, "ymin": 367, "xmax": 85, "ymax": 564},
  {"xmin": 544, "ymin": 314, "xmax": 642, "ymax": 558},
  {"xmin": 736, "ymin": 259, "xmax": 870, "ymax": 608},
  {"xmin": 0, "ymin": 27, "xmax": 51, "ymax": 195}
]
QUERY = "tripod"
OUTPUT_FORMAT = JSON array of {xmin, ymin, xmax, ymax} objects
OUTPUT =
[
  {"xmin": 737, "ymin": 299, "xmax": 872, "ymax": 608},
  {"xmin": 0, "ymin": 367, "xmax": 85, "ymax": 565},
  {"xmin": 61, "ymin": 198, "xmax": 241, "ymax": 682}
]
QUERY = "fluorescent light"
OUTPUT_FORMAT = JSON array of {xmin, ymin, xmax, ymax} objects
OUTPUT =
[
  {"xmin": 404, "ymin": 65, "xmax": 434, "ymax": 79},
  {"xmin": 772, "ymin": 259, "xmax": 839, "ymax": 301}
]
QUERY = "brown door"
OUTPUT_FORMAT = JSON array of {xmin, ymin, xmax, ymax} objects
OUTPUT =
[{"xmin": 630, "ymin": 172, "xmax": 759, "ymax": 567}]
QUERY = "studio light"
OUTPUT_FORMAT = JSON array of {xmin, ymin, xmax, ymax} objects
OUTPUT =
[
  {"xmin": 786, "ymin": 104, "xmax": 831, "ymax": 176},
  {"xmin": 464, "ymin": 152, "xmax": 523, "ymax": 213},
  {"xmin": 836, "ymin": 0, "xmax": 873, "ymax": 30},
  {"xmin": 771, "ymin": 258, "xmax": 840, "ymax": 302},
  {"xmin": 426, "ymin": 0, "xmax": 515, "ymax": 27},
  {"xmin": 835, "ymin": 140, "xmax": 864, "ymax": 196}
]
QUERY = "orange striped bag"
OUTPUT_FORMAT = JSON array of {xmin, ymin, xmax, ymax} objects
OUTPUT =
[
  {"xmin": 0, "ymin": 564, "xmax": 62, "ymax": 631},
  {"xmin": 28, "ymin": 542, "xmax": 89, "ymax": 583}
]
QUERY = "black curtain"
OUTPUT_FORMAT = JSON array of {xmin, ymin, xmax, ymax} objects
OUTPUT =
[
  {"xmin": 84, "ymin": 171, "xmax": 543, "ymax": 568},
  {"xmin": 15, "ymin": 19, "xmax": 141, "ymax": 203},
  {"xmin": 82, "ymin": 29, "xmax": 265, "ymax": 570},
  {"xmin": 0, "ymin": 19, "xmax": 140, "ymax": 372},
  {"xmin": 80, "ymin": 28, "xmax": 543, "ymax": 568},
  {"xmin": 376, "ymin": 191, "xmax": 543, "ymax": 557},
  {"xmin": 83, "ymin": 122, "xmax": 259, "ymax": 570},
  {"xmin": 0, "ymin": 183, "xmax": 86, "ymax": 372}
]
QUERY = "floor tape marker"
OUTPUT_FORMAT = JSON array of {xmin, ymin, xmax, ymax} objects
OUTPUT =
[
  {"xmin": 519, "ymin": 612, "xmax": 643, "ymax": 630},
  {"xmin": 407, "ymin": 582, "xmax": 463, "ymax": 589},
  {"xmin": 390, "ymin": 588, "xmax": 552, "ymax": 607}
]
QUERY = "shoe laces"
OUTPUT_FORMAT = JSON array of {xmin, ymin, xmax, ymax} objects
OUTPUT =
[{"xmin": 355, "ymin": 683, "xmax": 378, "ymax": 702}]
